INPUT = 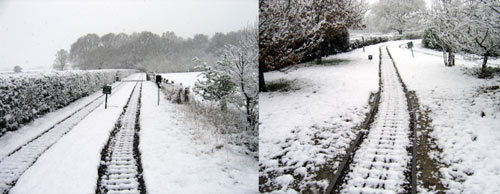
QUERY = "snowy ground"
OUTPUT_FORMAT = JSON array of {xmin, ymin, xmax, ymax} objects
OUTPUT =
[
  {"xmin": 160, "ymin": 72, "xmax": 201, "ymax": 87},
  {"xmin": 140, "ymin": 81, "xmax": 257, "ymax": 194},
  {"xmin": 341, "ymin": 45, "xmax": 411, "ymax": 193},
  {"xmin": 7, "ymin": 74, "xmax": 143, "ymax": 194},
  {"xmin": 259, "ymin": 43, "xmax": 381, "ymax": 193},
  {"xmin": 260, "ymin": 39, "xmax": 500, "ymax": 193},
  {"xmin": 388, "ymin": 40, "xmax": 500, "ymax": 193},
  {"xmin": 0, "ymin": 73, "xmax": 140, "ymax": 160},
  {"xmin": 1, "ymin": 72, "xmax": 257, "ymax": 193}
]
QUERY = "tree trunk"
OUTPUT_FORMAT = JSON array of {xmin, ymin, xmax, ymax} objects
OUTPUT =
[
  {"xmin": 316, "ymin": 55, "xmax": 322, "ymax": 64},
  {"xmin": 245, "ymin": 96, "xmax": 256, "ymax": 131},
  {"xmin": 445, "ymin": 47, "xmax": 455, "ymax": 67},
  {"xmin": 220, "ymin": 100, "xmax": 227, "ymax": 112},
  {"xmin": 442, "ymin": 49, "xmax": 449, "ymax": 66},
  {"xmin": 480, "ymin": 55, "xmax": 489, "ymax": 78},
  {"xmin": 259, "ymin": 63, "xmax": 267, "ymax": 92},
  {"xmin": 448, "ymin": 52, "xmax": 455, "ymax": 66}
]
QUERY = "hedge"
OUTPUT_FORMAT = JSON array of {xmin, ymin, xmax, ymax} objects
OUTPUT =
[{"xmin": 0, "ymin": 69, "xmax": 136, "ymax": 136}]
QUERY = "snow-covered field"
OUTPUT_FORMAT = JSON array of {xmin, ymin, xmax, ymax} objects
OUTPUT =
[
  {"xmin": 259, "ymin": 43, "xmax": 381, "ymax": 193},
  {"xmin": 160, "ymin": 72, "xmax": 201, "ymax": 87},
  {"xmin": 140, "ymin": 81, "xmax": 257, "ymax": 194},
  {"xmin": 388, "ymin": 40, "xmax": 500, "ymax": 193}
]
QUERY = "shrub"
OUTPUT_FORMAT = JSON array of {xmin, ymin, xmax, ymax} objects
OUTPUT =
[{"xmin": 422, "ymin": 28, "xmax": 442, "ymax": 49}]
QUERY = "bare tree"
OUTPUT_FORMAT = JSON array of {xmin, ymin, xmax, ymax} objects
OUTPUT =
[
  {"xmin": 221, "ymin": 25, "xmax": 259, "ymax": 131},
  {"xmin": 426, "ymin": 0, "xmax": 462, "ymax": 67},
  {"xmin": 53, "ymin": 49, "xmax": 69, "ymax": 71},
  {"xmin": 457, "ymin": 0, "xmax": 500, "ymax": 77},
  {"xmin": 371, "ymin": 0, "xmax": 426, "ymax": 34},
  {"xmin": 427, "ymin": 0, "xmax": 500, "ymax": 76}
]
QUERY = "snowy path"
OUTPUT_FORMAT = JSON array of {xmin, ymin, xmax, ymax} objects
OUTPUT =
[
  {"xmin": 6, "ymin": 74, "xmax": 144, "ymax": 194},
  {"xmin": 340, "ymin": 46, "xmax": 412, "ymax": 193},
  {"xmin": 388, "ymin": 40, "xmax": 500, "ymax": 193},
  {"xmin": 0, "ymin": 82, "xmax": 129, "ymax": 193},
  {"xmin": 97, "ymin": 82, "xmax": 146, "ymax": 194}
]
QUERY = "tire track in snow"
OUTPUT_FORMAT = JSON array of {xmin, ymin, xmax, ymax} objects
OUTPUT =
[
  {"xmin": 0, "ymin": 82, "xmax": 128, "ymax": 194},
  {"xmin": 327, "ymin": 45, "xmax": 417, "ymax": 194},
  {"xmin": 96, "ymin": 82, "xmax": 146, "ymax": 194}
]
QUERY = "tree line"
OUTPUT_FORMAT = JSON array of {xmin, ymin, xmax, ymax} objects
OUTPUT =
[{"xmin": 54, "ymin": 30, "xmax": 247, "ymax": 72}]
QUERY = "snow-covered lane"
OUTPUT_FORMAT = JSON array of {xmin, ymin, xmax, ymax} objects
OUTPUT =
[
  {"xmin": 97, "ymin": 82, "xmax": 144, "ymax": 194},
  {"xmin": 388, "ymin": 41, "xmax": 500, "ymax": 193},
  {"xmin": 341, "ymin": 46, "xmax": 411, "ymax": 193},
  {"xmin": 139, "ymin": 81, "xmax": 257, "ymax": 194},
  {"xmin": 8, "ymin": 73, "xmax": 144, "ymax": 194}
]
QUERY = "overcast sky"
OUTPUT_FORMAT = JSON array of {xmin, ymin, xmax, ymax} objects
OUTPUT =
[{"xmin": 0, "ymin": 0, "xmax": 257, "ymax": 70}]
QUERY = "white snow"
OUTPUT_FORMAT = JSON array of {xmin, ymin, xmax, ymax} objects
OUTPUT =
[
  {"xmin": 0, "ymin": 72, "xmax": 139, "ymax": 160},
  {"xmin": 387, "ymin": 40, "xmax": 500, "ymax": 193},
  {"xmin": 8, "ymin": 74, "xmax": 143, "ymax": 194},
  {"xmin": 159, "ymin": 72, "xmax": 201, "ymax": 87},
  {"xmin": 139, "ymin": 81, "xmax": 257, "ymax": 194},
  {"xmin": 341, "ymin": 46, "xmax": 411, "ymax": 193},
  {"xmin": 259, "ymin": 43, "xmax": 381, "ymax": 192}
]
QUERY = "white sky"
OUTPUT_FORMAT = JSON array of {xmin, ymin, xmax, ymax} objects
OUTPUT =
[{"xmin": 0, "ymin": 0, "xmax": 257, "ymax": 70}]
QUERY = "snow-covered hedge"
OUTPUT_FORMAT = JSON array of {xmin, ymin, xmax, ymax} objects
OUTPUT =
[
  {"xmin": 0, "ymin": 69, "xmax": 136, "ymax": 136},
  {"xmin": 350, "ymin": 32, "xmax": 423, "ymax": 49}
]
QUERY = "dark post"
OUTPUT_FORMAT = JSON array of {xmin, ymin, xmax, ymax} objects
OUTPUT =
[
  {"xmin": 105, "ymin": 94, "xmax": 108, "ymax": 109},
  {"xmin": 156, "ymin": 75, "xmax": 162, "ymax": 105}
]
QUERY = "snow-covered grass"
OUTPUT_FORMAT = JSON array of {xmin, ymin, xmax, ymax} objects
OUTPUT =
[
  {"xmin": 388, "ymin": 40, "xmax": 500, "ymax": 193},
  {"xmin": 259, "ymin": 43, "xmax": 381, "ymax": 193},
  {"xmin": 160, "ymin": 71, "xmax": 256, "ymax": 150},
  {"xmin": 140, "ymin": 81, "xmax": 257, "ymax": 194}
]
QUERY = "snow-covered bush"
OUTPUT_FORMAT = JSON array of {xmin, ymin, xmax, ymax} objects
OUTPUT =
[
  {"xmin": 0, "ymin": 69, "xmax": 136, "ymax": 136},
  {"xmin": 422, "ymin": 28, "xmax": 442, "ymax": 49},
  {"xmin": 349, "ymin": 36, "xmax": 390, "ymax": 49},
  {"xmin": 160, "ymin": 82, "xmax": 190, "ymax": 104}
]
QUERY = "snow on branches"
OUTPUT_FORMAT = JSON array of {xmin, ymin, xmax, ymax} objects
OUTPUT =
[
  {"xmin": 259, "ymin": 0, "xmax": 365, "ymax": 69},
  {"xmin": 426, "ymin": 0, "xmax": 500, "ymax": 77},
  {"xmin": 194, "ymin": 25, "xmax": 258, "ymax": 131}
]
